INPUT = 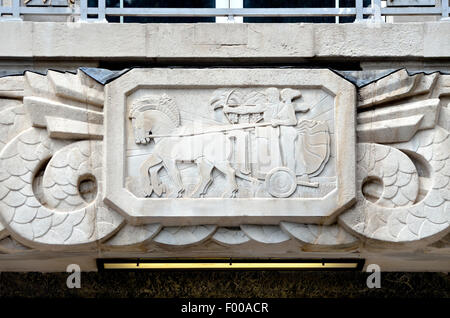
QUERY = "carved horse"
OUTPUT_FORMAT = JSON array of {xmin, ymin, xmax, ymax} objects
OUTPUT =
[{"xmin": 129, "ymin": 95, "xmax": 243, "ymax": 198}]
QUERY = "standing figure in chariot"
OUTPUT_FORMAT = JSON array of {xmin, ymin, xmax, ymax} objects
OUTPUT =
[{"xmin": 223, "ymin": 87, "xmax": 310, "ymax": 175}]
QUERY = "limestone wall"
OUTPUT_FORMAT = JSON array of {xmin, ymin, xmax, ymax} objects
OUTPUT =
[{"xmin": 0, "ymin": 22, "xmax": 449, "ymax": 271}]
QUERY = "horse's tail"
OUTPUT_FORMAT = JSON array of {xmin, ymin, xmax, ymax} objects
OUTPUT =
[{"xmin": 140, "ymin": 153, "xmax": 165, "ymax": 197}]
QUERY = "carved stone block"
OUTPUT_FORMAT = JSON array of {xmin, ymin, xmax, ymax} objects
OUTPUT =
[
  {"xmin": 0, "ymin": 67, "xmax": 449, "ymax": 270},
  {"xmin": 104, "ymin": 68, "xmax": 356, "ymax": 226}
]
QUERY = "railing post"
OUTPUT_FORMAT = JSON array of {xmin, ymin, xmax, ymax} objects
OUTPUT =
[
  {"xmin": 0, "ymin": 2, "xmax": 447, "ymax": 23},
  {"xmin": 372, "ymin": 0, "xmax": 382, "ymax": 22},
  {"xmin": 120, "ymin": 0, "xmax": 124, "ymax": 23},
  {"xmin": 80, "ymin": 0, "xmax": 88, "ymax": 22},
  {"xmin": 335, "ymin": 0, "xmax": 339, "ymax": 24},
  {"xmin": 355, "ymin": 0, "xmax": 364, "ymax": 22},
  {"xmin": 12, "ymin": 0, "xmax": 20, "ymax": 20},
  {"xmin": 442, "ymin": 0, "xmax": 449, "ymax": 20},
  {"xmin": 98, "ymin": 0, "xmax": 106, "ymax": 22}
]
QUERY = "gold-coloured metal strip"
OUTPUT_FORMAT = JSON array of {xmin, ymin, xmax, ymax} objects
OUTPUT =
[{"xmin": 103, "ymin": 262, "xmax": 359, "ymax": 269}]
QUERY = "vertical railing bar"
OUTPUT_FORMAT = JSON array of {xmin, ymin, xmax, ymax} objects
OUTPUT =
[
  {"xmin": 356, "ymin": 0, "xmax": 363, "ymax": 21},
  {"xmin": 372, "ymin": 0, "xmax": 382, "ymax": 22},
  {"xmin": 227, "ymin": 0, "xmax": 234, "ymax": 22},
  {"xmin": 80, "ymin": 0, "xmax": 87, "ymax": 21},
  {"xmin": 98, "ymin": 0, "xmax": 106, "ymax": 21},
  {"xmin": 0, "ymin": 3, "xmax": 448, "ymax": 21},
  {"xmin": 120, "ymin": 0, "xmax": 124, "ymax": 23},
  {"xmin": 442, "ymin": 0, "xmax": 449, "ymax": 19},
  {"xmin": 12, "ymin": 0, "xmax": 20, "ymax": 19},
  {"xmin": 335, "ymin": 0, "xmax": 339, "ymax": 24}
]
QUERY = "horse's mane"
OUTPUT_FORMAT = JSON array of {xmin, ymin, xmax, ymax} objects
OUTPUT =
[{"xmin": 129, "ymin": 94, "xmax": 180, "ymax": 128}]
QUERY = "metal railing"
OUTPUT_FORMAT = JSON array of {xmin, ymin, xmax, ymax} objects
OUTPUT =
[{"xmin": 0, "ymin": 0, "xmax": 449, "ymax": 22}]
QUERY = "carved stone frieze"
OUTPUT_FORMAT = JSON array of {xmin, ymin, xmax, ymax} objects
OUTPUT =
[
  {"xmin": 0, "ymin": 67, "xmax": 448, "ymax": 262},
  {"xmin": 105, "ymin": 68, "xmax": 356, "ymax": 226}
]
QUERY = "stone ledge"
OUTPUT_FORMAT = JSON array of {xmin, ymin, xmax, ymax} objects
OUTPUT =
[{"xmin": 1, "ymin": 21, "xmax": 449, "ymax": 59}]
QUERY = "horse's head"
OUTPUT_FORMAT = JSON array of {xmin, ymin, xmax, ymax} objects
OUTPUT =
[{"xmin": 129, "ymin": 94, "xmax": 180, "ymax": 144}]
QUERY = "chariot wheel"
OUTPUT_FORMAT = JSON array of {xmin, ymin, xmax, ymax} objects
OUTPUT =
[{"xmin": 265, "ymin": 167, "xmax": 297, "ymax": 198}]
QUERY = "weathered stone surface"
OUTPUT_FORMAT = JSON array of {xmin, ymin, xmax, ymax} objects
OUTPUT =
[
  {"xmin": 103, "ymin": 224, "xmax": 161, "ymax": 247},
  {"xmin": 212, "ymin": 227, "xmax": 251, "ymax": 245},
  {"xmin": 240, "ymin": 225, "xmax": 291, "ymax": 244},
  {"xmin": 153, "ymin": 225, "xmax": 217, "ymax": 246},
  {"xmin": 0, "ymin": 68, "xmax": 449, "ymax": 270},
  {"xmin": 0, "ymin": 235, "xmax": 30, "ymax": 254},
  {"xmin": 0, "ymin": 22, "xmax": 32, "ymax": 58},
  {"xmin": 358, "ymin": 70, "xmax": 438, "ymax": 109},
  {"xmin": 280, "ymin": 222, "xmax": 358, "ymax": 249},
  {"xmin": 0, "ymin": 76, "xmax": 25, "ymax": 99},
  {"xmin": 314, "ymin": 23, "xmax": 425, "ymax": 58},
  {"xmin": 46, "ymin": 116, "xmax": 103, "ymax": 140},
  {"xmin": 424, "ymin": 23, "xmax": 450, "ymax": 58},
  {"xmin": 105, "ymin": 68, "xmax": 356, "ymax": 226},
  {"xmin": 0, "ymin": 71, "xmax": 123, "ymax": 250},
  {"xmin": 32, "ymin": 22, "xmax": 147, "ymax": 58},
  {"xmin": 146, "ymin": 23, "xmax": 315, "ymax": 58},
  {"xmin": 1, "ymin": 22, "xmax": 450, "ymax": 59},
  {"xmin": 340, "ymin": 71, "xmax": 450, "ymax": 246},
  {"xmin": 357, "ymin": 98, "xmax": 440, "ymax": 143},
  {"xmin": 47, "ymin": 70, "xmax": 104, "ymax": 107}
]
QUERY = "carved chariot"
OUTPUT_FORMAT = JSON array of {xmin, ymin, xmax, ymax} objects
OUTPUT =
[{"xmin": 129, "ymin": 88, "xmax": 330, "ymax": 198}]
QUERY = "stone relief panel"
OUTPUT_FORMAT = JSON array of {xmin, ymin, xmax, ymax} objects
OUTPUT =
[
  {"xmin": 0, "ymin": 67, "xmax": 448, "ymax": 257},
  {"xmin": 125, "ymin": 87, "xmax": 334, "ymax": 200},
  {"xmin": 105, "ymin": 69, "xmax": 356, "ymax": 226}
]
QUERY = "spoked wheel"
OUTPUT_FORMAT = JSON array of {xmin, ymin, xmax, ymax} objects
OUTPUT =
[{"xmin": 265, "ymin": 167, "xmax": 297, "ymax": 198}]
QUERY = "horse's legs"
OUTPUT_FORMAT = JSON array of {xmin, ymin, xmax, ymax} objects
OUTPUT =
[
  {"xmin": 189, "ymin": 158, "xmax": 214, "ymax": 198},
  {"xmin": 139, "ymin": 154, "xmax": 163, "ymax": 197},
  {"xmin": 163, "ymin": 159, "xmax": 185, "ymax": 198},
  {"xmin": 150, "ymin": 165, "xmax": 165, "ymax": 196},
  {"xmin": 215, "ymin": 162, "xmax": 238, "ymax": 198}
]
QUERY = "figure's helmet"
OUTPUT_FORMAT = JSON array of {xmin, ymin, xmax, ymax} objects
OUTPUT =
[{"xmin": 280, "ymin": 88, "xmax": 301, "ymax": 102}]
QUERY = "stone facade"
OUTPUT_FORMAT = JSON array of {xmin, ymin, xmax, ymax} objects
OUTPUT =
[{"xmin": 0, "ymin": 22, "xmax": 449, "ymax": 271}]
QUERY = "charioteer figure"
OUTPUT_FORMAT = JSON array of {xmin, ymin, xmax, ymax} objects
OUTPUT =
[
  {"xmin": 131, "ymin": 88, "xmax": 329, "ymax": 199},
  {"xmin": 223, "ymin": 87, "xmax": 310, "ymax": 178}
]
